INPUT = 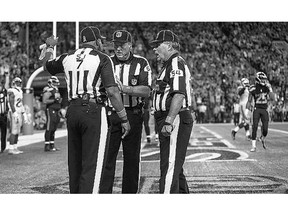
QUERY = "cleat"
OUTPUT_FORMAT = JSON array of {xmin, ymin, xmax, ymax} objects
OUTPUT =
[
  {"xmin": 247, "ymin": 135, "xmax": 252, "ymax": 141},
  {"xmin": 231, "ymin": 130, "xmax": 236, "ymax": 140},
  {"xmin": 14, "ymin": 148, "xmax": 23, "ymax": 154},
  {"xmin": 260, "ymin": 136, "xmax": 266, "ymax": 149},
  {"xmin": 50, "ymin": 144, "xmax": 60, "ymax": 151},
  {"xmin": 44, "ymin": 144, "xmax": 50, "ymax": 152},
  {"xmin": 250, "ymin": 147, "xmax": 256, "ymax": 152},
  {"xmin": 8, "ymin": 149, "xmax": 21, "ymax": 155}
]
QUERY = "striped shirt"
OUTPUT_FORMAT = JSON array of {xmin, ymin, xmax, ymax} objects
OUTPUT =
[
  {"xmin": 0, "ymin": 88, "xmax": 8, "ymax": 114},
  {"xmin": 45, "ymin": 44, "xmax": 117, "ymax": 101},
  {"xmin": 109, "ymin": 53, "xmax": 152, "ymax": 108},
  {"xmin": 152, "ymin": 53, "xmax": 192, "ymax": 112}
]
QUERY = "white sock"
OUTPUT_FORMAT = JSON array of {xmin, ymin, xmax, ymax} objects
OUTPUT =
[
  {"xmin": 252, "ymin": 140, "xmax": 256, "ymax": 148},
  {"xmin": 246, "ymin": 131, "xmax": 250, "ymax": 136}
]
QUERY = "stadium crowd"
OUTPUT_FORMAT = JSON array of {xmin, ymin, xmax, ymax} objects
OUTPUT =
[{"xmin": 0, "ymin": 22, "xmax": 288, "ymax": 129}]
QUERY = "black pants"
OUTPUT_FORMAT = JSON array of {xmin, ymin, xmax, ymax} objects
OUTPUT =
[
  {"xmin": 155, "ymin": 109, "xmax": 193, "ymax": 193},
  {"xmin": 252, "ymin": 108, "xmax": 269, "ymax": 140},
  {"xmin": 66, "ymin": 100, "xmax": 109, "ymax": 193},
  {"xmin": 99, "ymin": 107, "xmax": 143, "ymax": 193},
  {"xmin": 0, "ymin": 114, "xmax": 7, "ymax": 152},
  {"xmin": 234, "ymin": 112, "xmax": 240, "ymax": 125},
  {"xmin": 45, "ymin": 108, "xmax": 60, "ymax": 143}
]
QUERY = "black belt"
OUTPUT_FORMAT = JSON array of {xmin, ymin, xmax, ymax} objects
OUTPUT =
[
  {"xmin": 0, "ymin": 113, "xmax": 7, "ymax": 116},
  {"xmin": 70, "ymin": 98, "xmax": 98, "ymax": 105}
]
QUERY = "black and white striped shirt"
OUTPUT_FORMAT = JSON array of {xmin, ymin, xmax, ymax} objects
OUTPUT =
[
  {"xmin": 110, "ymin": 53, "xmax": 152, "ymax": 108},
  {"xmin": 0, "ymin": 88, "xmax": 8, "ymax": 115},
  {"xmin": 45, "ymin": 44, "xmax": 117, "ymax": 101},
  {"xmin": 152, "ymin": 53, "xmax": 192, "ymax": 112}
]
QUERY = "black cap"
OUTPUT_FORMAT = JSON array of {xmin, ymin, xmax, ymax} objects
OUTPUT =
[
  {"xmin": 80, "ymin": 26, "xmax": 106, "ymax": 43},
  {"xmin": 112, "ymin": 30, "xmax": 132, "ymax": 43},
  {"xmin": 150, "ymin": 30, "xmax": 179, "ymax": 47}
]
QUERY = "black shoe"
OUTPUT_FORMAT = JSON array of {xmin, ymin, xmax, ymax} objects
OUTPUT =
[
  {"xmin": 231, "ymin": 130, "xmax": 236, "ymax": 140},
  {"xmin": 247, "ymin": 135, "xmax": 252, "ymax": 141},
  {"xmin": 50, "ymin": 144, "xmax": 60, "ymax": 151},
  {"xmin": 44, "ymin": 144, "xmax": 50, "ymax": 152},
  {"xmin": 260, "ymin": 136, "xmax": 266, "ymax": 149}
]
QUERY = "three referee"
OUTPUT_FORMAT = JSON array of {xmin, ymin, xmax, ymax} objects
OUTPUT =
[
  {"xmin": 150, "ymin": 30, "xmax": 194, "ymax": 193},
  {"xmin": 40, "ymin": 26, "xmax": 130, "ymax": 193}
]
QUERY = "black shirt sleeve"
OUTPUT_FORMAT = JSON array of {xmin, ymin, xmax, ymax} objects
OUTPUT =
[{"xmin": 45, "ymin": 54, "xmax": 67, "ymax": 75}]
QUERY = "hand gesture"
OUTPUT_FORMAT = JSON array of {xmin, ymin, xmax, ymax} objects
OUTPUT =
[
  {"xmin": 121, "ymin": 120, "xmax": 131, "ymax": 139},
  {"xmin": 46, "ymin": 35, "xmax": 58, "ymax": 47}
]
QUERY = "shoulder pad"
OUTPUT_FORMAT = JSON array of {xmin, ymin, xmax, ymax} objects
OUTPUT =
[
  {"xmin": 43, "ymin": 86, "xmax": 54, "ymax": 93},
  {"xmin": 249, "ymin": 85, "xmax": 256, "ymax": 92}
]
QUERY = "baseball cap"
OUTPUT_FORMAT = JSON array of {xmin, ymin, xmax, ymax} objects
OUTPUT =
[
  {"xmin": 112, "ymin": 30, "xmax": 132, "ymax": 43},
  {"xmin": 150, "ymin": 30, "xmax": 179, "ymax": 47},
  {"xmin": 80, "ymin": 26, "xmax": 106, "ymax": 43}
]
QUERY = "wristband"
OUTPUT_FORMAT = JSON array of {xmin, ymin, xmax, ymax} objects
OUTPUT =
[
  {"xmin": 165, "ymin": 116, "xmax": 175, "ymax": 125},
  {"xmin": 117, "ymin": 108, "xmax": 127, "ymax": 118},
  {"xmin": 123, "ymin": 86, "xmax": 133, "ymax": 94}
]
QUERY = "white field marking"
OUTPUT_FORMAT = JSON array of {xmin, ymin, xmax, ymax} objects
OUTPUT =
[
  {"xmin": 200, "ymin": 126, "xmax": 236, "ymax": 148},
  {"xmin": 16, "ymin": 129, "xmax": 67, "ymax": 147},
  {"xmin": 185, "ymin": 153, "xmax": 221, "ymax": 161},
  {"xmin": 141, "ymin": 150, "xmax": 160, "ymax": 157},
  {"xmin": 269, "ymin": 128, "xmax": 288, "ymax": 135}
]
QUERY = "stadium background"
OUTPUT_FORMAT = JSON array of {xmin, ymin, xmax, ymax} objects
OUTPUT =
[{"xmin": 1, "ymin": 22, "xmax": 288, "ymax": 125}]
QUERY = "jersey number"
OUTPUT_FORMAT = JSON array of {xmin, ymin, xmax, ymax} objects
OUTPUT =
[{"xmin": 255, "ymin": 93, "xmax": 267, "ymax": 104}]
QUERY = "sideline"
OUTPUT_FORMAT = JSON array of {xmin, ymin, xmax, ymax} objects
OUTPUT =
[{"xmin": 16, "ymin": 129, "xmax": 67, "ymax": 147}]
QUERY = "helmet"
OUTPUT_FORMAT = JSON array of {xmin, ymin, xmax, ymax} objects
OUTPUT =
[
  {"xmin": 48, "ymin": 76, "xmax": 60, "ymax": 88},
  {"xmin": 12, "ymin": 77, "xmax": 22, "ymax": 88},
  {"xmin": 255, "ymin": 72, "xmax": 267, "ymax": 86},
  {"xmin": 240, "ymin": 78, "xmax": 249, "ymax": 87}
]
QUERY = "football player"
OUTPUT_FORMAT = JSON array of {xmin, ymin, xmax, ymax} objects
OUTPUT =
[
  {"xmin": 42, "ymin": 76, "xmax": 62, "ymax": 152},
  {"xmin": 231, "ymin": 78, "xmax": 251, "ymax": 140},
  {"xmin": 7, "ymin": 77, "xmax": 28, "ymax": 155},
  {"xmin": 245, "ymin": 72, "xmax": 275, "ymax": 152}
]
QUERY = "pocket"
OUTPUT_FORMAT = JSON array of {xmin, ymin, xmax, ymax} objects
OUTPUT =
[{"xmin": 181, "ymin": 111, "xmax": 193, "ymax": 125}]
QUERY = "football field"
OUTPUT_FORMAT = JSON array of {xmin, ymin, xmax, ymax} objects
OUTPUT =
[{"xmin": 1, "ymin": 122, "xmax": 288, "ymax": 194}]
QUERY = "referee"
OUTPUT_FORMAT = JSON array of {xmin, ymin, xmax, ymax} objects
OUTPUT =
[
  {"xmin": 150, "ymin": 30, "xmax": 194, "ymax": 193},
  {"xmin": 0, "ymin": 78, "xmax": 8, "ymax": 153},
  {"xmin": 40, "ymin": 26, "xmax": 130, "ymax": 193},
  {"xmin": 99, "ymin": 30, "xmax": 152, "ymax": 193}
]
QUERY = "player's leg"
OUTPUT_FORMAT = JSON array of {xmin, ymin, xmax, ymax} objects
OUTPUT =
[
  {"xmin": 44, "ymin": 108, "xmax": 52, "ymax": 151},
  {"xmin": 251, "ymin": 109, "xmax": 260, "ymax": 152},
  {"xmin": 49, "ymin": 111, "xmax": 60, "ymax": 151},
  {"xmin": 259, "ymin": 109, "xmax": 269, "ymax": 149},
  {"xmin": 143, "ymin": 108, "xmax": 151, "ymax": 144},
  {"xmin": 8, "ymin": 113, "xmax": 23, "ymax": 155}
]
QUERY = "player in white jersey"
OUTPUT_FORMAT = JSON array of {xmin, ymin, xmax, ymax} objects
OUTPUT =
[
  {"xmin": 231, "ymin": 78, "xmax": 251, "ymax": 140},
  {"xmin": 7, "ymin": 77, "xmax": 28, "ymax": 155}
]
